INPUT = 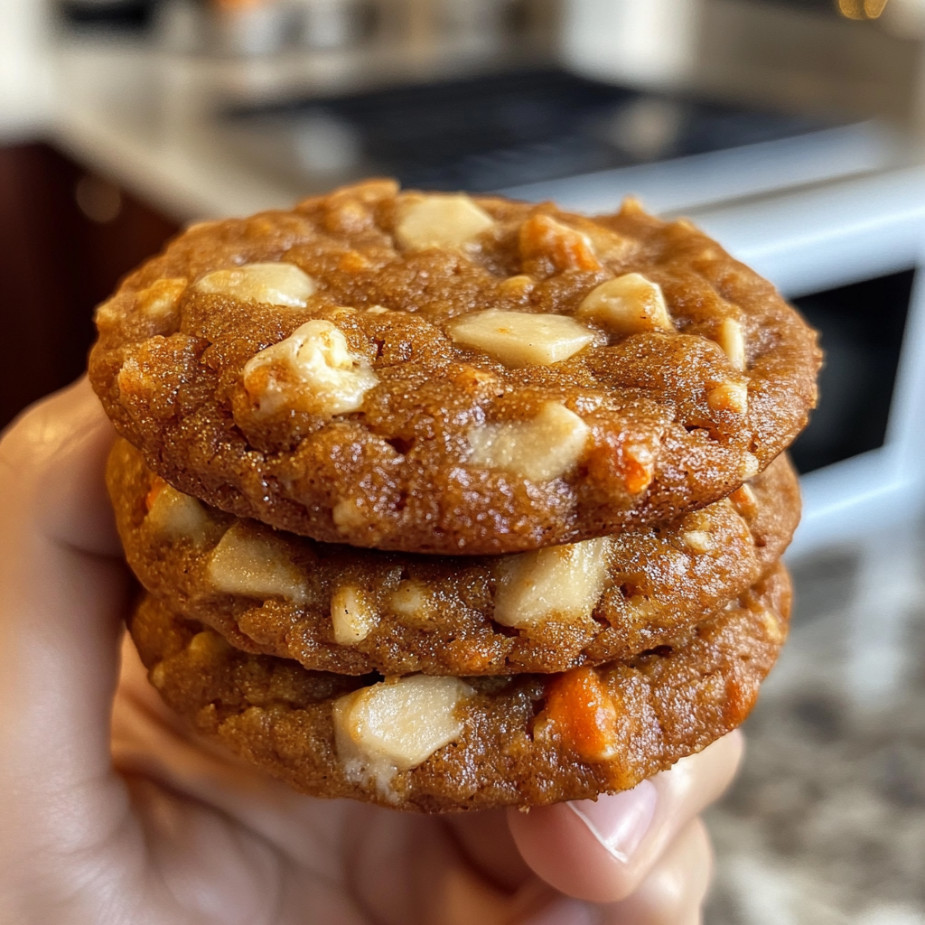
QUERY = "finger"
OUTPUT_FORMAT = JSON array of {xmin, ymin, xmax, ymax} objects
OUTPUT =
[
  {"xmin": 598, "ymin": 818, "xmax": 713, "ymax": 925},
  {"xmin": 2, "ymin": 377, "xmax": 123, "ymax": 556},
  {"xmin": 112, "ymin": 633, "xmax": 358, "ymax": 873},
  {"xmin": 517, "ymin": 818, "xmax": 713, "ymax": 925},
  {"xmin": 447, "ymin": 808, "xmax": 533, "ymax": 893},
  {"xmin": 507, "ymin": 731, "xmax": 743, "ymax": 903},
  {"xmin": 0, "ymin": 379, "xmax": 133, "ymax": 843}
]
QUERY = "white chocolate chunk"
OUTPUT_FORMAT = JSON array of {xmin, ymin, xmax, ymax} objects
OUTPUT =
[
  {"xmin": 193, "ymin": 262, "xmax": 317, "ymax": 308},
  {"xmin": 468, "ymin": 401, "xmax": 589, "ymax": 481},
  {"xmin": 332, "ymin": 497, "xmax": 367, "ymax": 531},
  {"xmin": 207, "ymin": 522, "xmax": 309, "ymax": 603},
  {"xmin": 759, "ymin": 607, "xmax": 786, "ymax": 645},
  {"xmin": 717, "ymin": 318, "xmax": 746, "ymax": 370},
  {"xmin": 137, "ymin": 278, "xmax": 187, "ymax": 321},
  {"xmin": 494, "ymin": 537, "xmax": 612, "ymax": 628},
  {"xmin": 93, "ymin": 296, "xmax": 121, "ymax": 326},
  {"xmin": 707, "ymin": 380, "xmax": 749, "ymax": 414},
  {"xmin": 740, "ymin": 453, "xmax": 760, "ymax": 479},
  {"xmin": 449, "ymin": 309, "xmax": 595, "ymax": 367},
  {"xmin": 498, "ymin": 274, "xmax": 536, "ymax": 299},
  {"xmin": 466, "ymin": 401, "xmax": 590, "ymax": 482},
  {"xmin": 576, "ymin": 273, "xmax": 673, "ymax": 335},
  {"xmin": 729, "ymin": 482, "xmax": 758, "ymax": 517},
  {"xmin": 395, "ymin": 194, "xmax": 495, "ymax": 250},
  {"xmin": 333, "ymin": 676, "xmax": 473, "ymax": 777},
  {"xmin": 187, "ymin": 629, "xmax": 230, "ymax": 659},
  {"xmin": 150, "ymin": 662, "xmax": 167, "ymax": 690},
  {"xmin": 389, "ymin": 580, "xmax": 431, "ymax": 620},
  {"xmin": 243, "ymin": 319, "xmax": 378, "ymax": 417},
  {"xmin": 146, "ymin": 484, "xmax": 211, "ymax": 544},
  {"xmin": 682, "ymin": 530, "xmax": 714, "ymax": 553},
  {"xmin": 330, "ymin": 585, "xmax": 378, "ymax": 645}
]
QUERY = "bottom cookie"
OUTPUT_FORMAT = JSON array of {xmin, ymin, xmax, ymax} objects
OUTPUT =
[{"xmin": 128, "ymin": 564, "xmax": 791, "ymax": 813}]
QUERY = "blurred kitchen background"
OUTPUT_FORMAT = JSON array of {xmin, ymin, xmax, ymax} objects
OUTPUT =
[{"xmin": 2, "ymin": 1, "xmax": 924, "ymax": 921}]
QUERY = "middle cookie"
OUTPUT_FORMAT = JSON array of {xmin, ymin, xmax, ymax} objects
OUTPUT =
[{"xmin": 108, "ymin": 438, "xmax": 800, "ymax": 676}]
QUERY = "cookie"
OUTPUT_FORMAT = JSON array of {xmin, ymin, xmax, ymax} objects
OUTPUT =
[
  {"xmin": 109, "ymin": 437, "xmax": 799, "ymax": 675},
  {"xmin": 128, "ymin": 563, "xmax": 791, "ymax": 813},
  {"xmin": 90, "ymin": 180, "xmax": 820, "ymax": 554}
]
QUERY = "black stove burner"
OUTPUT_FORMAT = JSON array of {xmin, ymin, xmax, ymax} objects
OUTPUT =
[{"xmin": 224, "ymin": 66, "xmax": 839, "ymax": 192}]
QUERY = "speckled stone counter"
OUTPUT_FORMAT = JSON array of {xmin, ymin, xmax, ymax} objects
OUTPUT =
[{"xmin": 705, "ymin": 515, "xmax": 925, "ymax": 925}]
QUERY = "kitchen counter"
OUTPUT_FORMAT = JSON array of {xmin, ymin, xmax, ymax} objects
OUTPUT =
[
  {"xmin": 707, "ymin": 514, "xmax": 925, "ymax": 924},
  {"xmin": 10, "ymin": 12, "xmax": 921, "ymax": 229},
  {"xmin": 40, "ymin": 37, "xmax": 328, "ymax": 221},
  {"xmin": 24, "ymin": 25, "xmax": 550, "ymax": 223}
]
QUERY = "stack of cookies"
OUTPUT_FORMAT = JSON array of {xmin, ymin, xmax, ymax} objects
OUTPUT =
[{"xmin": 90, "ymin": 181, "xmax": 820, "ymax": 812}]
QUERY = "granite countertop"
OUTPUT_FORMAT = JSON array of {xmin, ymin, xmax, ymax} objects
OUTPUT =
[{"xmin": 706, "ymin": 515, "xmax": 925, "ymax": 924}]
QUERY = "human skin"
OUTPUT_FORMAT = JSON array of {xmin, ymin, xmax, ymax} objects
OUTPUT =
[{"xmin": 0, "ymin": 379, "xmax": 743, "ymax": 925}]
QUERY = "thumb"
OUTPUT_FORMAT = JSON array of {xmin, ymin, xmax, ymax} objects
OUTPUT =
[
  {"xmin": 0, "ymin": 379, "xmax": 133, "ymax": 853},
  {"xmin": 506, "ymin": 731, "xmax": 743, "ymax": 904}
]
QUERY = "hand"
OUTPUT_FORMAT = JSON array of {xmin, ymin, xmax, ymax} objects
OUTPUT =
[{"xmin": 0, "ymin": 379, "xmax": 743, "ymax": 925}]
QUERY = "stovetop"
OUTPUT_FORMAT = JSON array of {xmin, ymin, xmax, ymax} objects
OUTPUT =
[{"xmin": 221, "ymin": 65, "xmax": 856, "ymax": 195}]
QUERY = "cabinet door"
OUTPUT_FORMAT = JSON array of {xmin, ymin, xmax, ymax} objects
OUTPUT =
[{"xmin": 0, "ymin": 143, "xmax": 180, "ymax": 427}]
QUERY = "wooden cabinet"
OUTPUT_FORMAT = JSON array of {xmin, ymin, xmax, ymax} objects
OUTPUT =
[{"xmin": 0, "ymin": 142, "xmax": 180, "ymax": 427}]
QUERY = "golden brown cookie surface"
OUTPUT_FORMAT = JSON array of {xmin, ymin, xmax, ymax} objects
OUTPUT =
[
  {"xmin": 109, "ymin": 438, "xmax": 799, "ymax": 675},
  {"xmin": 128, "ymin": 564, "xmax": 791, "ymax": 813},
  {"xmin": 90, "ymin": 181, "xmax": 820, "ymax": 554}
]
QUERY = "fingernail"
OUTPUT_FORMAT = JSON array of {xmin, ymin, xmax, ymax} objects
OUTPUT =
[{"xmin": 565, "ymin": 779, "xmax": 658, "ymax": 863}]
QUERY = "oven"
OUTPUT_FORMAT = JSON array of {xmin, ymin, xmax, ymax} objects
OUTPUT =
[
  {"xmin": 500, "ymin": 166, "xmax": 925, "ymax": 554},
  {"xmin": 683, "ymin": 170, "xmax": 925, "ymax": 554}
]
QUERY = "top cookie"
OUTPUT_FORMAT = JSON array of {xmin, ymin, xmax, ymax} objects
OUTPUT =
[{"xmin": 90, "ymin": 180, "xmax": 820, "ymax": 554}]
